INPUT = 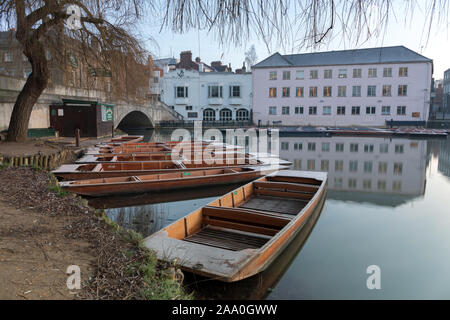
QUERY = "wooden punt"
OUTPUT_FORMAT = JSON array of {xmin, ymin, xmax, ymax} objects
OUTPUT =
[
  {"xmin": 53, "ymin": 159, "xmax": 264, "ymax": 180},
  {"xmin": 59, "ymin": 166, "xmax": 287, "ymax": 197},
  {"xmin": 143, "ymin": 170, "xmax": 327, "ymax": 282},
  {"xmin": 101, "ymin": 135, "xmax": 144, "ymax": 145}
]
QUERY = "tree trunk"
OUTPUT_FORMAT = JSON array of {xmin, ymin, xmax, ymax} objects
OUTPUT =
[{"xmin": 7, "ymin": 41, "xmax": 49, "ymax": 142}]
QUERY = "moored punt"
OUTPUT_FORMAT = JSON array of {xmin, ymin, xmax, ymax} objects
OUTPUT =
[
  {"xmin": 59, "ymin": 166, "xmax": 287, "ymax": 197},
  {"xmin": 53, "ymin": 159, "xmax": 264, "ymax": 180},
  {"xmin": 142, "ymin": 170, "xmax": 327, "ymax": 282},
  {"xmin": 100, "ymin": 135, "xmax": 144, "ymax": 146}
]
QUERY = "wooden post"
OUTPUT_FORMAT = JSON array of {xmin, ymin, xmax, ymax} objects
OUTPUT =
[
  {"xmin": 75, "ymin": 128, "xmax": 80, "ymax": 147},
  {"xmin": 111, "ymin": 124, "xmax": 114, "ymax": 138}
]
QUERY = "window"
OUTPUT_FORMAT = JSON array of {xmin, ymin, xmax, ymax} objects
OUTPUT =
[
  {"xmin": 338, "ymin": 69, "xmax": 347, "ymax": 78},
  {"xmin": 203, "ymin": 108, "xmax": 216, "ymax": 121},
  {"xmin": 348, "ymin": 179, "xmax": 357, "ymax": 189},
  {"xmin": 321, "ymin": 160, "xmax": 329, "ymax": 171},
  {"xmin": 397, "ymin": 106, "xmax": 406, "ymax": 115},
  {"xmin": 307, "ymin": 160, "xmax": 316, "ymax": 171},
  {"xmin": 395, "ymin": 144, "xmax": 404, "ymax": 154},
  {"xmin": 338, "ymin": 86, "xmax": 346, "ymax": 97},
  {"xmin": 393, "ymin": 181, "xmax": 402, "ymax": 191},
  {"xmin": 219, "ymin": 109, "xmax": 232, "ymax": 121},
  {"xmin": 309, "ymin": 106, "xmax": 317, "ymax": 115},
  {"xmin": 295, "ymin": 106, "xmax": 304, "ymax": 114},
  {"xmin": 334, "ymin": 177, "xmax": 343, "ymax": 188},
  {"xmin": 351, "ymin": 106, "xmax": 361, "ymax": 115},
  {"xmin": 310, "ymin": 70, "xmax": 318, "ymax": 79},
  {"xmin": 323, "ymin": 106, "xmax": 332, "ymax": 115},
  {"xmin": 45, "ymin": 50, "xmax": 52, "ymax": 61},
  {"xmin": 282, "ymin": 106, "xmax": 290, "ymax": 115},
  {"xmin": 364, "ymin": 161, "xmax": 373, "ymax": 173},
  {"xmin": 378, "ymin": 162, "xmax": 387, "ymax": 174},
  {"xmin": 281, "ymin": 142, "xmax": 289, "ymax": 150},
  {"xmin": 352, "ymin": 86, "xmax": 361, "ymax": 97},
  {"xmin": 282, "ymin": 71, "xmax": 291, "ymax": 80},
  {"xmin": 350, "ymin": 144, "xmax": 358, "ymax": 152},
  {"xmin": 236, "ymin": 109, "xmax": 249, "ymax": 121},
  {"xmin": 294, "ymin": 143, "xmax": 302, "ymax": 150},
  {"xmin": 229, "ymin": 85, "xmax": 241, "ymax": 97},
  {"xmin": 323, "ymin": 86, "xmax": 332, "ymax": 97},
  {"xmin": 368, "ymin": 68, "xmax": 377, "ymax": 78},
  {"xmin": 296, "ymin": 87, "xmax": 304, "ymax": 97},
  {"xmin": 322, "ymin": 142, "xmax": 330, "ymax": 152},
  {"xmin": 349, "ymin": 160, "xmax": 358, "ymax": 172},
  {"xmin": 380, "ymin": 144, "xmax": 389, "ymax": 153},
  {"xmin": 269, "ymin": 71, "xmax": 277, "ymax": 80},
  {"xmin": 364, "ymin": 144, "xmax": 374, "ymax": 153},
  {"xmin": 176, "ymin": 86, "xmax": 188, "ymax": 98},
  {"xmin": 393, "ymin": 163, "xmax": 403, "ymax": 175},
  {"xmin": 324, "ymin": 69, "xmax": 332, "ymax": 79},
  {"xmin": 382, "ymin": 85, "xmax": 392, "ymax": 97},
  {"xmin": 336, "ymin": 143, "xmax": 344, "ymax": 152},
  {"xmin": 367, "ymin": 85, "xmax": 376, "ymax": 97},
  {"xmin": 308, "ymin": 142, "xmax": 316, "ymax": 151},
  {"xmin": 378, "ymin": 180, "xmax": 387, "ymax": 190},
  {"xmin": 296, "ymin": 70, "xmax": 304, "ymax": 79},
  {"xmin": 269, "ymin": 106, "xmax": 277, "ymax": 115},
  {"xmin": 363, "ymin": 180, "xmax": 372, "ymax": 190},
  {"xmin": 4, "ymin": 52, "xmax": 12, "ymax": 62},
  {"xmin": 398, "ymin": 85, "xmax": 407, "ymax": 96},
  {"xmin": 187, "ymin": 112, "xmax": 198, "ymax": 118},
  {"xmin": 335, "ymin": 160, "xmax": 343, "ymax": 172},
  {"xmin": 399, "ymin": 67, "xmax": 408, "ymax": 77},
  {"xmin": 353, "ymin": 68, "xmax": 362, "ymax": 78},
  {"xmin": 383, "ymin": 68, "xmax": 392, "ymax": 77},
  {"xmin": 294, "ymin": 160, "xmax": 302, "ymax": 170},
  {"xmin": 269, "ymin": 87, "xmax": 277, "ymax": 97},
  {"xmin": 337, "ymin": 106, "xmax": 346, "ymax": 115},
  {"xmin": 309, "ymin": 87, "xmax": 318, "ymax": 97},
  {"xmin": 282, "ymin": 87, "xmax": 290, "ymax": 97},
  {"xmin": 381, "ymin": 106, "xmax": 391, "ymax": 115},
  {"xmin": 208, "ymin": 85, "xmax": 222, "ymax": 98},
  {"xmin": 186, "ymin": 105, "xmax": 193, "ymax": 110},
  {"xmin": 366, "ymin": 106, "xmax": 376, "ymax": 115}
]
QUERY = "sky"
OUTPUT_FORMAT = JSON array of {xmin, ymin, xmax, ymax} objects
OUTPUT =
[{"xmin": 141, "ymin": 1, "xmax": 450, "ymax": 78}]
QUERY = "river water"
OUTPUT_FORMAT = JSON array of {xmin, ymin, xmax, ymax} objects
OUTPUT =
[{"xmin": 89, "ymin": 129, "xmax": 450, "ymax": 299}]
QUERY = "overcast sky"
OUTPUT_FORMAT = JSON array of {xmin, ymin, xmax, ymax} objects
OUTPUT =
[{"xmin": 143, "ymin": 1, "xmax": 449, "ymax": 78}]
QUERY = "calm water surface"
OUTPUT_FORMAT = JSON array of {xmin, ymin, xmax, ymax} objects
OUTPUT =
[{"xmin": 91, "ymin": 130, "xmax": 450, "ymax": 299}]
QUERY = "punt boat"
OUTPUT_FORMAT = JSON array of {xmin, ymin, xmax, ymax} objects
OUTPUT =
[
  {"xmin": 101, "ymin": 135, "xmax": 144, "ymax": 145},
  {"xmin": 143, "ymin": 170, "xmax": 327, "ymax": 282},
  {"xmin": 53, "ymin": 159, "xmax": 263, "ymax": 180},
  {"xmin": 59, "ymin": 166, "xmax": 287, "ymax": 197}
]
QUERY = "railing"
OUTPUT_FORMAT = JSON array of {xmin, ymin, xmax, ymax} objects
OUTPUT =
[
  {"xmin": 158, "ymin": 120, "xmax": 253, "ymax": 128},
  {"xmin": 385, "ymin": 120, "xmax": 426, "ymax": 127}
]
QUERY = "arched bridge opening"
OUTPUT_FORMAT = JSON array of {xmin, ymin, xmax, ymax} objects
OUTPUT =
[{"xmin": 117, "ymin": 111, "xmax": 154, "ymax": 131}]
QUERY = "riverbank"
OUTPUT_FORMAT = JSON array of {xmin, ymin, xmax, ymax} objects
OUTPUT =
[{"xmin": 0, "ymin": 166, "xmax": 191, "ymax": 300}]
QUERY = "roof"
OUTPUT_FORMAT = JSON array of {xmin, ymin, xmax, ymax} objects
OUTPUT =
[{"xmin": 253, "ymin": 46, "xmax": 432, "ymax": 69}]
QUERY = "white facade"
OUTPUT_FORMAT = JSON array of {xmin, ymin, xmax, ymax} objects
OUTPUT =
[
  {"xmin": 252, "ymin": 48, "xmax": 432, "ymax": 127},
  {"xmin": 160, "ymin": 69, "xmax": 252, "ymax": 121}
]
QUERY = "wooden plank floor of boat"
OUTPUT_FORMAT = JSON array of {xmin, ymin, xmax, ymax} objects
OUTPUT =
[
  {"xmin": 238, "ymin": 195, "xmax": 308, "ymax": 215},
  {"xmin": 184, "ymin": 226, "xmax": 269, "ymax": 251}
]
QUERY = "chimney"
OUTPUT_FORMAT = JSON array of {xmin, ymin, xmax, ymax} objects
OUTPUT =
[
  {"xmin": 195, "ymin": 57, "xmax": 201, "ymax": 63},
  {"xmin": 179, "ymin": 51, "xmax": 193, "ymax": 68},
  {"xmin": 242, "ymin": 61, "xmax": 246, "ymax": 73}
]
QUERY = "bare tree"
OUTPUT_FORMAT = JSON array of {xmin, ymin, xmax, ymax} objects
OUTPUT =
[
  {"xmin": 0, "ymin": 0, "xmax": 148, "ymax": 142},
  {"xmin": 245, "ymin": 44, "xmax": 258, "ymax": 68}
]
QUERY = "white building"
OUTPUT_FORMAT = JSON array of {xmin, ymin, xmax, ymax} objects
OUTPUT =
[
  {"xmin": 160, "ymin": 57, "xmax": 252, "ymax": 122},
  {"xmin": 252, "ymin": 46, "xmax": 433, "ymax": 127}
]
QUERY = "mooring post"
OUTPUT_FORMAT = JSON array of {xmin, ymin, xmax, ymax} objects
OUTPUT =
[
  {"xmin": 111, "ymin": 124, "xmax": 114, "ymax": 138},
  {"xmin": 75, "ymin": 128, "xmax": 80, "ymax": 147}
]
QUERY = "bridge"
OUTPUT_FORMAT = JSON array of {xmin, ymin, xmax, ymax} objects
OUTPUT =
[{"xmin": 0, "ymin": 75, "xmax": 181, "ymax": 134}]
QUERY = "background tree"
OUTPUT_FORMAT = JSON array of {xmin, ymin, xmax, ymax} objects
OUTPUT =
[
  {"xmin": 0, "ymin": 0, "xmax": 148, "ymax": 142},
  {"xmin": 245, "ymin": 44, "xmax": 258, "ymax": 68}
]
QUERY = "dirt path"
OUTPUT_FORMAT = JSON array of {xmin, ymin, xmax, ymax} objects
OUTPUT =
[{"xmin": 0, "ymin": 197, "xmax": 95, "ymax": 299}]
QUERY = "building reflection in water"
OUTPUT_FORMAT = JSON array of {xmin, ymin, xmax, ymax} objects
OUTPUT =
[
  {"xmin": 438, "ymin": 138, "xmax": 450, "ymax": 178},
  {"xmin": 279, "ymin": 136, "xmax": 428, "ymax": 206}
]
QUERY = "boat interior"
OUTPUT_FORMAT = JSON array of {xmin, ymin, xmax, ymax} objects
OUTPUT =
[
  {"xmin": 65, "ymin": 167, "xmax": 256, "ymax": 185},
  {"xmin": 163, "ymin": 175, "xmax": 323, "ymax": 252}
]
